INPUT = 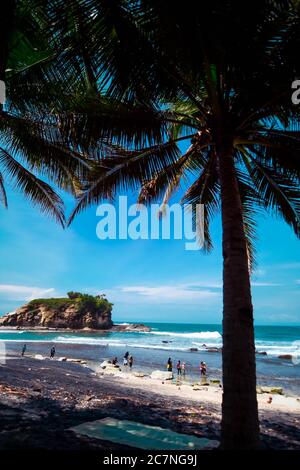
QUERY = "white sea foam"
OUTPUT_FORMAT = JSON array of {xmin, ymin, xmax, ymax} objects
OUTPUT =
[
  {"xmin": 56, "ymin": 336, "xmax": 121, "ymax": 346},
  {"xmin": 1, "ymin": 339, "xmax": 55, "ymax": 343},
  {"xmin": 0, "ymin": 337, "xmax": 193, "ymax": 353},
  {"xmin": 124, "ymin": 343, "xmax": 189, "ymax": 352},
  {"xmin": 192, "ymin": 342, "xmax": 221, "ymax": 348},
  {"xmin": 255, "ymin": 342, "xmax": 300, "ymax": 357},
  {"xmin": 143, "ymin": 330, "xmax": 222, "ymax": 339},
  {"xmin": 0, "ymin": 330, "xmax": 24, "ymax": 334},
  {"xmin": 55, "ymin": 336, "xmax": 190, "ymax": 352}
]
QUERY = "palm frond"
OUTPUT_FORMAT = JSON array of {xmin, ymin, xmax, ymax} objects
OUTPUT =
[
  {"xmin": 0, "ymin": 114, "xmax": 89, "ymax": 195},
  {"xmin": 58, "ymin": 98, "xmax": 193, "ymax": 152},
  {"xmin": 137, "ymin": 145, "xmax": 197, "ymax": 205},
  {"xmin": 235, "ymin": 164, "xmax": 264, "ymax": 271},
  {"xmin": 245, "ymin": 130, "xmax": 300, "ymax": 181},
  {"xmin": 181, "ymin": 150, "xmax": 219, "ymax": 251},
  {"xmin": 243, "ymin": 149, "xmax": 300, "ymax": 237},
  {"xmin": 68, "ymin": 139, "xmax": 183, "ymax": 224},
  {"xmin": 0, "ymin": 171, "xmax": 8, "ymax": 208},
  {"xmin": 0, "ymin": 147, "xmax": 65, "ymax": 226}
]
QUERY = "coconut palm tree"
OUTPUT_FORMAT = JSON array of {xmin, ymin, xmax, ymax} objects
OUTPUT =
[{"xmin": 59, "ymin": 0, "xmax": 300, "ymax": 448}]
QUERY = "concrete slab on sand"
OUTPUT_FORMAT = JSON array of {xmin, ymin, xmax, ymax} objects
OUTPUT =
[{"xmin": 70, "ymin": 417, "xmax": 219, "ymax": 450}]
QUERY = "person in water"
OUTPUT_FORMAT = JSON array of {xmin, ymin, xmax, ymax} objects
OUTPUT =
[
  {"xmin": 200, "ymin": 361, "xmax": 207, "ymax": 376},
  {"xmin": 123, "ymin": 355, "xmax": 128, "ymax": 366},
  {"xmin": 50, "ymin": 346, "xmax": 56, "ymax": 359},
  {"xmin": 21, "ymin": 344, "xmax": 27, "ymax": 357},
  {"xmin": 176, "ymin": 360, "xmax": 182, "ymax": 376},
  {"xmin": 182, "ymin": 361, "xmax": 186, "ymax": 378},
  {"xmin": 128, "ymin": 355, "xmax": 133, "ymax": 369},
  {"xmin": 167, "ymin": 357, "xmax": 173, "ymax": 372},
  {"xmin": 112, "ymin": 356, "xmax": 118, "ymax": 365}
]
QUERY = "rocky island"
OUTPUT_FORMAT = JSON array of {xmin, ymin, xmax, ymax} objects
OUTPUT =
[
  {"xmin": 0, "ymin": 292, "xmax": 113, "ymax": 330},
  {"xmin": 0, "ymin": 291, "xmax": 150, "ymax": 332}
]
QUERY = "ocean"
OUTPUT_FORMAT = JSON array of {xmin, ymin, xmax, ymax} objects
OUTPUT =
[{"xmin": 1, "ymin": 323, "xmax": 300, "ymax": 394}]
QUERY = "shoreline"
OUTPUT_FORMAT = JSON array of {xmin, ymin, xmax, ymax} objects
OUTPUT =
[
  {"xmin": 0, "ymin": 323, "xmax": 151, "ymax": 333},
  {"xmin": 4, "ymin": 342, "xmax": 300, "ymax": 406},
  {"xmin": 2, "ymin": 339, "xmax": 300, "ymax": 397},
  {"xmin": 0, "ymin": 351, "xmax": 299, "ymax": 450}
]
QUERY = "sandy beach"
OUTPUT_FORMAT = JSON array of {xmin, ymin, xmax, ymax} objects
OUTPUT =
[
  {"xmin": 94, "ymin": 364, "xmax": 300, "ymax": 415},
  {"xmin": 0, "ymin": 347, "xmax": 299, "ymax": 451}
]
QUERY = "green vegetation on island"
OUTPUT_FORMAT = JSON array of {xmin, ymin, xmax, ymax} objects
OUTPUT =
[{"xmin": 28, "ymin": 292, "xmax": 113, "ymax": 316}]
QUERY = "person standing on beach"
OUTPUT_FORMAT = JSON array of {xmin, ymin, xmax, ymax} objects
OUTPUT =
[
  {"xmin": 123, "ymin": 351, "xmax": 129, "ymax": 365},
  {"xmin": 50, "ymin": 346, "xmax": 56, "ymax": 359},
  {"xmin": 21, "ymin": 344, "xmax": 26, "ymax": 357},
  {"xmin": 167, "ymin": 357, "xmax": 173, "ymax": 372},
  {"xmin": 176, "ymin": 360, "xmax": 182, "ymax": 376},
  {"xmin": 182, "ymin": 361, "xmax": 186, "ymax": 378},
  {"xmin": 200, "ymin": 361, "xmax": 207, "ymax": 376},
  {"xmin": 128, "ymin": 355, "xmax": 133, "ymax": 370}
]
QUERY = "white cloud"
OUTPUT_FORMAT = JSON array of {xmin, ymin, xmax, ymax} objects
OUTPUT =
[
  {"xmin": 184, "ymin": 281, "xmax": 222, "ymax": 289},
  {"xmin": 120, "ymin": 284, "xmax": 220, "ymax": 302},
  {"xmin": 271, "ymin": 262, "xmax": 300, "ymax": 270},
  {"xmin": 252, "ymin": 268, "xmax": 266, "ymax": 277},
  {"xmin": 251, "ymin": 282, "xmax": 281, "ymax": 287},
  {"xmin": 185, "ymin": 279, "xmax": 281, "ymax": 289},
  {"xmin": 260, "ymin": 312, "xmax": 300, "ymax": 323},
  {"xmin": 0, "ymin": 284, "xmax": 56, "ymax": 301},
  {"xmin": 92, "ymin": 276, "xmax": 282, "ymax": 306}
]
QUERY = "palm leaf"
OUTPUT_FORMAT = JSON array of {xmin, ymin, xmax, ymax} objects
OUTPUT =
[
  {"xmin": 0, "ymin": 114, "xmax": 89, "ymax": 195},
  {"xmin": 246, "ymin": 130, "xmax": 300, "ymax": 181},
  {"xmin": 235, "ymin": 165, "xmax": 264, "ymax": 271},
  {"xmin": 0, "ymin": 171, "xmax": 8, "ymax": 208},
  {"xmin": 181, "ymin": 150, "xmax": 219, "ymax": 251},
  {"xmin": 68, "ymin": 139, "xmax": 183, "ymax": 224},
  {"xmin": 0, "ymin": 147, "xmax": 65, "ymax": 226},
  {"xmin": 243, "ymin": 149, "xmax": 300, "ymax": 237},
  {"xmin": 137, "ymin": 145, "xmax": 197, "ymax": 205}
]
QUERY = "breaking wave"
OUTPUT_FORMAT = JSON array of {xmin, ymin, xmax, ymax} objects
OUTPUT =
[{"xmin": 144, "ymin": 330, "xmax": 222, "ymax": 339}]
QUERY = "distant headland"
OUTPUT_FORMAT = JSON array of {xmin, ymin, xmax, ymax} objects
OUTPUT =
[{"xmin": 0, "ymin": 291, "xmax": 150, "ymax": 332}]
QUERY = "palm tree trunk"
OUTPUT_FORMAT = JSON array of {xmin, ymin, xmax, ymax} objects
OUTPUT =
[{"xmin": 218, "ymin": 146, "xmax": 260, "ymax": 449}]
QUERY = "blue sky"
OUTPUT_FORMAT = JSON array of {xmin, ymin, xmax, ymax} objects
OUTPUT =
[{"xmin": 0, "ymin": 185, "xmax": 299, "ymax": 325}]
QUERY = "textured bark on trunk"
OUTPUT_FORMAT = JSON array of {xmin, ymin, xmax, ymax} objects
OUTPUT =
[{"xmin": 218, "ymin": 146, "xmax": 260, "ymax": 449}]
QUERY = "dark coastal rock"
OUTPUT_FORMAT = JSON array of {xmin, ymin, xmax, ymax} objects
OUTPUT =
[
  {"xmin": 210, "ymin": 379, "xmax": 221, "ymax": 384},
  {"xmin": 278, "ymin": 354, "xmax": 293, "ymax": 360},
  {"xmin": 206, "ymin": 348, "xmax": 222, "ymax": 353},
  {"xmin": 260, "ymin": 386, "xmax": 283, "ymax": 395},
  {"xmin": 256, "ymin": 351, "xmax": 268, "ymax": 355},
  {"xmin": 0, "ymin": 293, "xmax": 113, "ymax": 330},
  {"xmin": 190, "ymin": 347, "xmax": 198, "ymax": 352},
  {"xmin": 112, "ymin": 323, "xmax": 151, "ymax": 333}
]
